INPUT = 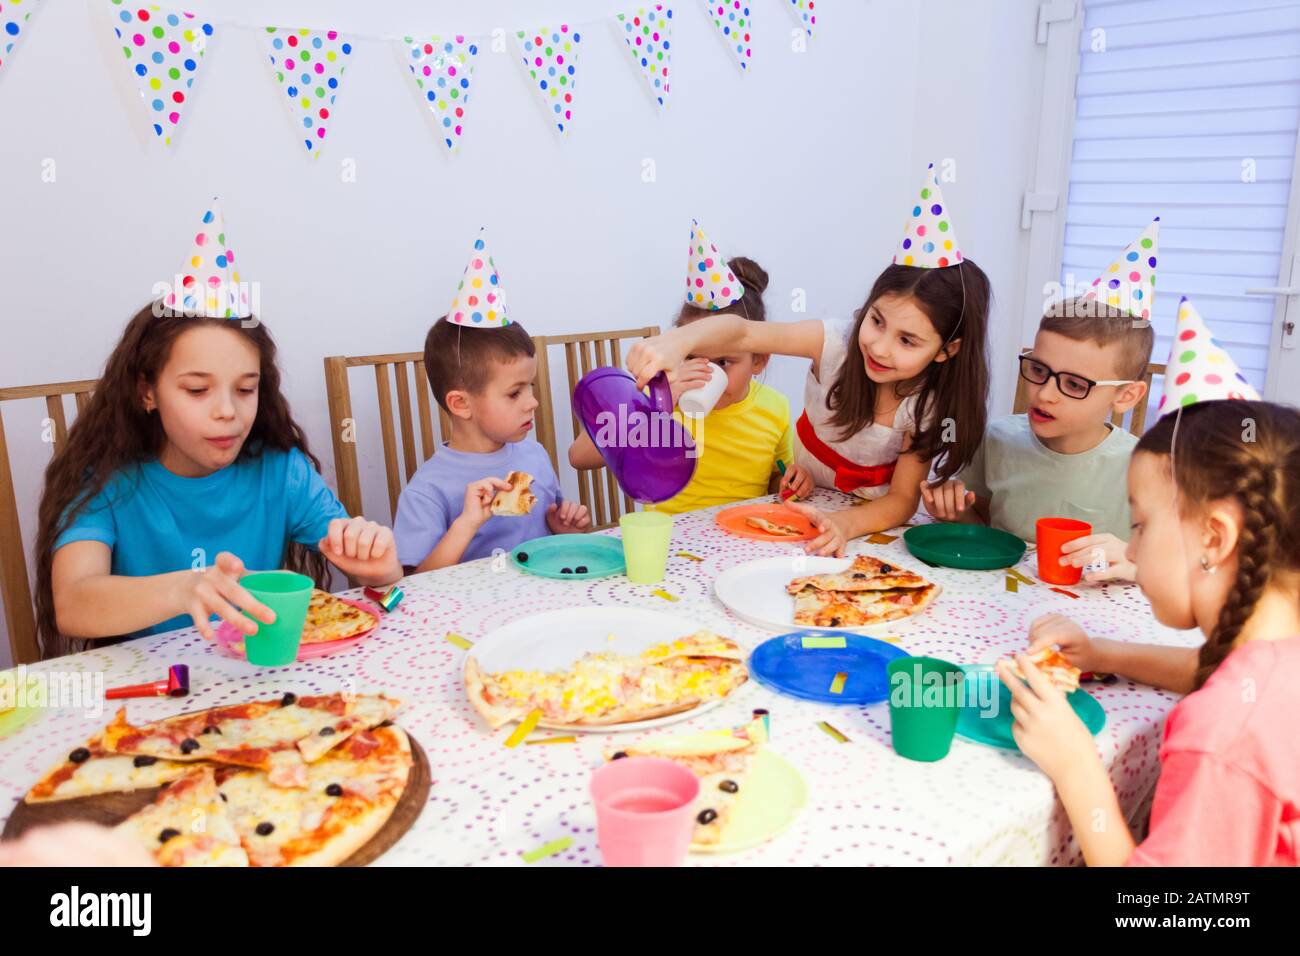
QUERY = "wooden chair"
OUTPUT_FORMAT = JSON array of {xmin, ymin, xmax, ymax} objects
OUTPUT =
[
  {"xmin": 533, "ymin": 327, "xmax": 659, "ymax": 530},
  {"xmin": 322, "ymin": 352, "xmax": 454, "ymax": 522},
  {"xmin": 0, "ymin": 379, "xmax": 97, "ymax": 665},
  {"xmin": 1012, "ymin": 348, "xmax": 1166, "ymax": 436}
]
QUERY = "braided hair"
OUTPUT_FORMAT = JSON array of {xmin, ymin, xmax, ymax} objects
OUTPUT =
[{"xmin": 1136, "ymin": 400, "xmax": 1300, "ymax": 689}]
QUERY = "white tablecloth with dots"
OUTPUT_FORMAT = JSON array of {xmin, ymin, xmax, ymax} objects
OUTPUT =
[{"xmin": 0, "ymin": 490, "xmax": 1200, "ymax": 866}]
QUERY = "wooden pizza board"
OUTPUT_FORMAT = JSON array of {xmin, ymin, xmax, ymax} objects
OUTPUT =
[{"xmin": 2, "ymin": 731, "xmax": 431, "ymax": 867}]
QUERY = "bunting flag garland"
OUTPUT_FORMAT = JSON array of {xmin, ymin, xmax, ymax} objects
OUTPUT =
[
  {"xmin": 514, "ymin": 25, "xmax": 581, "ymax": 135},
  {"xmin": 401, "ymin": 34, "xmax": 479, "ymax": 151},
  {"xmin": 784, "ymin": 0, "xmax": 815, "ymax": 40},
  {"xmin": 701, "ymin": 1, "xmax": 751, "ymax": 72},
  {"xmin": 262, "ymin": 27, "xmax": 353, "ymax": 156},
  {"xmin": 614, "ymin": 5, "xmax": 671, "ymax": 109},
  {"xmin": 107, "ymin": 2, "xmax": 214, "ymax": 146},
  {"xmin": 0, "ymin": 0, "xmax": 42, "ymax": 78}
]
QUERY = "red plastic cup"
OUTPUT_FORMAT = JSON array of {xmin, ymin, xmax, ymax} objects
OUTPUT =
[
  {"xmin": 1036, "ymin": 517, "xmax": 1092, "ymax": 585},
  {"xmin": 590, "ymin": 757, "xmax": 700, "ymax": 867}
]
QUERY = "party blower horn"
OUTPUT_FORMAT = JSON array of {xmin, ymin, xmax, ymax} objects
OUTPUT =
[
  {"xmin": 572, "ymin": 368, "xmax": 697, "ymax": 503},
  {"xmin": 106, "ymin": 665, "xmax": 190, "ymax": 700}
]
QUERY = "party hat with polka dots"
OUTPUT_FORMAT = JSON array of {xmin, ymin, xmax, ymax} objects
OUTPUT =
[
  {"xmin": 448, "ymin": 230, "xmax": 509, "ymax": 327},
  {"xmin": 893, "ymin": 163, "xmax": 963, "ymax": 269},
  {"xmin": 1158, "ymin": 297, "xmax": 1259, "ymax": 415},
  {"xmin": 0, "ymin": 0, "xmax": 43, "ymax": 79},
  {"xmin": 1082, "ymin": 218, "xmax": 1159, "ymax": 322},
  {"xmin": 685, "ymin": 219, "xmax": 744, "ymax": 311},
  {"xmin": 162, "ymin": 198, "xmax": 250, "ymax": 319}
]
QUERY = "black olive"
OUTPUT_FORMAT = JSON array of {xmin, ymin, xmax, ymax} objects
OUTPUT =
[
  {"xmin": 219, "ymin": 792, "xmax": 228, "ymax": 802},
  {"xmin": 319, "ymin": 726, "xmax": 336, "ymax": 737},
  {"xmin": 326, "ymin": 783, "xmax": 344, "ymax": 797},
  {"xmin": 133, "ymin": 756, "xmax": 158, "ymax": 768},
  {"xmin": 611, "ymin": 751, "xmax": 628, "ymax": 760},
  {"xmin": 880, "ymin": 564, "xmax": 894, "ymax": 573},
  {"xmin": 255, "ymin": 822, "xmax": 275, "ymax": 836},
  {"xmin": 561, "ymin": 567, "xmax": 573, "ymax": 574},
  {"xmin": 179, "ymin": 738, "xmax": 200, "ymax": 755},
  {"xmin": 697, "ymin": 808, "xmax": 718, "ymax": 825},
  {"xmin": 281, "ymin": 692, "xmax": 297, "ymax": 706},
  {"xmin": 517, "ymin": 552, "xmax": 529, "ymax": 563},
  {"xmin": 575, "ymin": 566, "xmax": 588, "ymax": 574},
  {"xmin": 852, "ymin": 572, "xmax": 868, "ymax": 579},
  {"xmin": 201, "ymin": 725, "xmax": 221, "ymax": 735},
  {"xmin": 829, "ymin": 617, "xmax": 842, "ymax": 627},
  {"xmin": 68, "ymin": 747, "xmax": 91, "ymax": 764},
  {"xmin": 377, "ymin": 719, "xmax": 394, "ymax": 728},
  {"xmin": 719, "ymin": 780, "xmax": 739, "ymax": 794},
  {"xmin": 753, "ymin": 709, "xmax": 769, "ymax": 717},
  {"xmin": 158, "ymin": 828, "xmax": 180, "ymax": 843}
]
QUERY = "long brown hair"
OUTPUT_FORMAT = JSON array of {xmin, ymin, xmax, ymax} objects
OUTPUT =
[
  {"xmin": 826, "ymin": 261, "xmax": 991, "ymax": 483},
  {"xmin": 33, "ymin": 303, "xmax": 330, "ymax": 659},
  {"xmin": 1136, "ymin": 400, "xmax": 1300, "ymax": 690}
]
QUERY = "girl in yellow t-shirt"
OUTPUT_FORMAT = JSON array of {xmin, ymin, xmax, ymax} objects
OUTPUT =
[{"xmin": 569, "ymin": 254, "xmax": 800, "ymax": 514}]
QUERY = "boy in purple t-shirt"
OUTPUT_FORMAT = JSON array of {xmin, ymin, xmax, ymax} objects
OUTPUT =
[{"xmin": 394, "ymin": 317, "xmax": 590, "ymax": 571}]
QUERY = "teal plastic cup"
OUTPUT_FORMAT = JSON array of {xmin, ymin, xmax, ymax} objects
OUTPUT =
[{"xmin": 238, "ymin": 571, "xmax": 312, "ymax": 666}]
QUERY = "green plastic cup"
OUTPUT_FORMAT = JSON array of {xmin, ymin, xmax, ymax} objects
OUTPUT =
[
  {"xmin": 886, "ymin": 656, "xmax": 965, "ymax": 762},
  {"xmin": 238, "ymin": 571, "xmax": 313, "ymax": 666},
  {"xmin": 619, "ymin": 511, "xmax": 674, "ymax": 584}
]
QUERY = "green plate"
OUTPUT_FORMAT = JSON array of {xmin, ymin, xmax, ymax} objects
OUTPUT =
[
  {"xmin": 903, "ymin": 523, "xmax": 1027, "ymax": 570},
  {"xmin": 510, "ymin": 534, "xmax": 626, "ymax": 581},
  {"xmin": 956, "ymin": 666, "xmax": 1106, "ymax": 751}
]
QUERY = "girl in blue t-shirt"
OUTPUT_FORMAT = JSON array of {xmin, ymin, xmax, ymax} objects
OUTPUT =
[{"xmin": 33, "ymin": 305, "xmax": 402, "ymax": 658}]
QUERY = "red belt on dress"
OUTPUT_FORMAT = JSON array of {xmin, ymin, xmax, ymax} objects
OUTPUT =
[{"xmin": 796, "ymin": 411, "xmax": 897, "ymax": 494}]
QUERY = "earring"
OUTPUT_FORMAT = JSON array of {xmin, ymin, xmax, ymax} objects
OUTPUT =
[{"xmin": 1200, "ymin": 555, "xmax": 1217, "ymax": 575}]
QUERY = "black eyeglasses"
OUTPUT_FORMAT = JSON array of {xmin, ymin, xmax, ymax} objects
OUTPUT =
[{"xmin": 1018, "ymin": 355, "xmax": 1133, "ymax": 401}]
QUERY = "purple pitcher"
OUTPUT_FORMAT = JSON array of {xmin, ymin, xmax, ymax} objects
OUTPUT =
[{"xmin": 572, "ymin": 367, "xmax": 697, "ymax": 504}]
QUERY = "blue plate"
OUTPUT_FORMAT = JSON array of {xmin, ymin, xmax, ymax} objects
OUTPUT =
[
  {"xmin": 955, "ymin": 666, "xmax": 1106, "ymax": 750},
  {"xmin": 748, "ymin": 631, "xmax": 909, "ymax": 704},
  {"xmin": 510, "ymin": 534, "xmax": 626, "ymax": 581}
]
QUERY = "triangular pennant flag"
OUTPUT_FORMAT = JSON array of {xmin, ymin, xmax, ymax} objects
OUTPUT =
[
  {"xmin": 448, "ymin": 230, "xmax": 509, "ymax": 327},
  {"xmin": 893, "ymin": 163, "xmax": 964, "ymax": 269},
  {"xmin": 401, "ymin": 34, "xmax": 479, "ymax": 152},
  {"xmin": 784, "ymin": 0, "xmax": 816, "ymax": 40},
  {"xmin": 108, "ymin": 3, "xmax": 214, "ymax": 146},
  {"xmin": 261, "ymin": 27, "xmax": 353, "ymax": 156},
  {"xmin": 614, "ymin": 5, "xmax": 672, "ymax": 109},
  {"xmin": 701, "ymin": 1, "xmax": 752, "ymax": 72},
  {"xmin": 1082, "ymin": 218, "xmax": 1159, "ymax": 322},
  {"xmin": 163, "ymin": 198, "xmax": 250, "ymax": 319},
  {"xmin": 0, "ymin": 0, "xmax": 43, "ymax": 78},
  {"xmin": 686, "ymin": 219, "xmax": 744, "ymax": 311},
  {"xmin": 1158, "ymin": 297, "xmax": 1260, "ymax": 415},
  {"xmin": 513, "ymin": 25, "xmax": 582, "ymax": 135}
]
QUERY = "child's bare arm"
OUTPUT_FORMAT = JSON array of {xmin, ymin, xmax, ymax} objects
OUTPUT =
[{"xmin": 568, "ymin": 430, "xmax": 605, "ymax": 470}]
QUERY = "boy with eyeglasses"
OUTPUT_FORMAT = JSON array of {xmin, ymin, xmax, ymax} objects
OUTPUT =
[{"xmin": 920, "ymin": 297, "xmax": 1153, "ymax": 582}]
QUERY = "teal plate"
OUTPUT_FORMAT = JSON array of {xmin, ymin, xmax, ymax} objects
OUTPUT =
[
  {"xmin": 956, "ymin": 666, "xmax": 1106, "ymax": 751},
  {"xmin": 510, "ymin": 534, "xmax": 625, "ymax": 580},
  {"xmin": 903, "ymin": 523, "xmax": 1027, "ymax": 570}
]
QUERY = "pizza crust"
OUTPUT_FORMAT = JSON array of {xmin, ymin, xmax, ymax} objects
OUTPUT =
[{"xmin": 491, "ymin": 471, "xmax": 537, "ymax": 516}]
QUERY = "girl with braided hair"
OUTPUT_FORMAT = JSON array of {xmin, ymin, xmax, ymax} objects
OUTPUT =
[{"xmin": 995, "ymin": 399, "xmax": 1300, "ymax": 866}]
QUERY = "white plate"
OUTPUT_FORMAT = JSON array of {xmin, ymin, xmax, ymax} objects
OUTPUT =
[
  {"xmin": 467, "ymin": 607, "xmax": 746, "ymax": 733},
  {"xmin": 713, "ymin": 555, "xmax": 927, "ymax": 635}
]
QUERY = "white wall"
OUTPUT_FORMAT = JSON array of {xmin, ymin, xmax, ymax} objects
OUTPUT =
[{"xmin": 0, "ymin": 0, "xmax": 1046, "ymax": 664}]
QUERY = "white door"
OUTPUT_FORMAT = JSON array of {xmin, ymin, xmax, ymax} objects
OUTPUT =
[{"xmin": 1259, "ymin": 131, "xmax": 1300, "ymax": 405}]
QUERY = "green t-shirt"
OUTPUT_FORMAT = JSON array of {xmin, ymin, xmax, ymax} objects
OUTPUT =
[{"xmin": 959, "ymin": 414, "xmax": 1136, "ymax": 542}]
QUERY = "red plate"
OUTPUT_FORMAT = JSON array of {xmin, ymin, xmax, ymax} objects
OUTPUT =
[
  {"xmin": 214, "ymin": 596, "xmax": 382, "ymax": 661},
  {"xmin": 715, "ymin": 503, "xmax": 817, "ymax": 542}
]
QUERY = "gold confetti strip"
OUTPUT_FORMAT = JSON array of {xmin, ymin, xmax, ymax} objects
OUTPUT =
[
  {"xmin": 651, "ymin": 588, "xmax": 679, "ymax": 602},
  {"xmin": 829, "ymin": 672, "xmax": 848, "ymax": 695},
  {"xmin": 504, "ymin": 709, "xmax": 542, "ymax": 748},
  {"xmin": 818, "ymin": 721, "xmax": 849, "ymax": 743},
  {"xmin": 875, "ymin": 635, "xmax": 903, "ymax": 644},
  {"xmin": 1004, "ymin": 575, "xmax": 1019, "ymax": 593},
  {"xmin": 521, "ymin": 836, "xmax": 572, "ymax": 864},
  {"xmin": 675, "ymin": 551, "xmax": 704, "ymax": 562},
  {"xmin": 867, "ymin": 533, "xmax": 898, "ymax": 545},
  {"xmin": 1006, "ymin": 567, "xmax": 1036, "ymax": 586},
  {"xmin": 526, "ymin": 735, "xmax": 577, "ymax": 746},
  {"xmin": 445, "ymin": 632, "xmax": 473, "ymax": 649}
]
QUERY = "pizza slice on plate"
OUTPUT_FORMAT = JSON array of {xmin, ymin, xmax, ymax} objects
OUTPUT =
[
  {"xmin": 787, "ymin": 554, "xmax": 930, "ymax": 594},
  {"xmin": 301, "ymin": 590, "xmax": 379, "ymax": 644},
  {"xmin": 26, "ymin": 735, "xmax": 193, "ymax": 804},
  {"xmin": 491, "ymin": 471, "xmax": 537, "ymax": 516},
  {"xmin": 1005, "ymin": 645, "xmax": 1081, "ymax": 694},
  {"xmin": 602, "ymin": 718, "xmax": 767, "ymax": 846},
  {"xmin": 745, "ymin": 516, "xmax": 802, "ymax": 538}
]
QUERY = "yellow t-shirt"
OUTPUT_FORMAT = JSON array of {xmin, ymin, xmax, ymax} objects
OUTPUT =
[{"xmin": 655, "ymin": 380, "xmax": 794, "ymax": 515}]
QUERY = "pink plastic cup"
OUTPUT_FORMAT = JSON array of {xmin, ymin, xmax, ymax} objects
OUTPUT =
[{"xmin": 590, "ymin": 757, "xmax": 700, "ymax": 867}]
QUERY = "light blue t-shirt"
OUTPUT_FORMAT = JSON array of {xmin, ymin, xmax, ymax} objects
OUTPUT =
[
  {"xmin": 54, "ymin": 447, "xmax": 349, "ymax": 635},
  {"xmin": 394, "ymin": 440, "xmax": 561, "ymax": 567}
]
